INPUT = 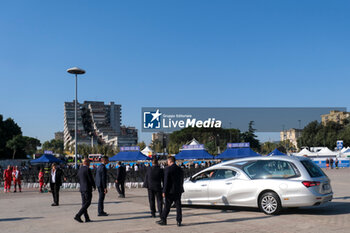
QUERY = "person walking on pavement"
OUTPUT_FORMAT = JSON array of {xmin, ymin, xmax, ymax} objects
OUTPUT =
[
  {"xmin": 49, "ymin": 163, "xmax": 64, "ymax": 206},
  {"xmin": 330, "ymin": 158, "xmax": 334, "ymax": 169},
  {"xmin": 38, "ymin": 168, "xmax": 45, "ymax": 193},
  {"xmin": 3, "ymin": 165, "xmax": 12, "ymax": 193},
  {"xmin": 335, "ymin": 158, "xmax": 339, "ymax": 169},
  {"xmin": 115, "ymin": 161, "xmax": 126, "ymax": 198},
  {"xmin": 95, "ymin": 156, "xmax": 109, "ymax": 216},
  {"xmin": 157, "ymin": 156, "xmax": 184, "ymax": 227},
  {"xmin": 144, "ymin": 158, "xmax": 164, "ymax": 218},
  {"xmin": 12, "ymin": 166, "xmax": 22, "ymax": 192},
  {"xmin": 74, "ymin": 158, "xmax": 96, "ymax": 223}
]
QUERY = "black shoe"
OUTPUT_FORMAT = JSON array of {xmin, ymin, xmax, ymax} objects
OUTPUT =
[
  {"xmin": 151, "ymin": 213, "xmax": 156, "ymax": 218},
  {"xmin": 102, "ymin": 212, "xmax": 108, "ymax": 215},
  {"xmin": 177, "ymin": 222, "xmax": 182, "ymax": 227},
  {"xmin": 14, "ymin": 190, "xmax": 16, "ymax": 193},
  {"xmin": 74, "ymin": 216, "xmax": 83, "ymax": 223},
  {"xmin": 98, "ymin": 213, "xmax": 109, "ymax": 216},
  {"xmin": 85, "ymin": 219, "xmax": 92, "ymax": 222},
  {"xmin": 156, "ymin": 220, "xmax": 167, "ymax": 225},
  {"xmin": 51, "ymin": 203, "xmax": 58, "ymax": 206}
]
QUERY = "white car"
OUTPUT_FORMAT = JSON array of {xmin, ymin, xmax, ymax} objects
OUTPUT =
[{"xmin": 182, "ymin": 156, "xmax": 333, "ymax": 215}]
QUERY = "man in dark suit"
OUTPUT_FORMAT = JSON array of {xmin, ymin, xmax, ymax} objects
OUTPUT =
[
  {"xmin": 115, "ymin": 161, "xmax": 126, "ymax": 198},
  {"xmin": 95, "ymin": 156, "xmax": 109, "ymax": 216},
  {"xmin": 144, "ymin": 158, "xmax": 164, "ymax": 218},
  {"xmin": 157, "ymin": 156, "xmax": 184, "ymax": 226},
  {"xmin": 49, "ymin": 163, "xmax": 64, "ymax": 206},
  {"xmin": 74, "ymin": 158, "xmax": 96, "ymax": 223}
]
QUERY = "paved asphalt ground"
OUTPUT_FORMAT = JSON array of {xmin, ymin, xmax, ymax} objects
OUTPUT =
[{"xmin": 1, "ymin": 168, "xmax": 349, "ymax": 233}]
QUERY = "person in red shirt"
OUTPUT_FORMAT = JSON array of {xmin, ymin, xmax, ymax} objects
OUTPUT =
[
  {"xmin": 38, "ymin": 168, "xmax": 45, "ymax": 193},
  {"xmin": 3, "ymin": 165, "xmax": 12, "ymax": 193},
  {"xmin": 12, "ymin": 166, "xmax": 22, "ymax": 192}
]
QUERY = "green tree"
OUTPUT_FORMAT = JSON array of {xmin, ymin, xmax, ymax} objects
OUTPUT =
[
  {"xmin": 0, "ymin": 115, "xmax": 22, "ymax": 158},
  {"xmin": 137, "ymin": 141, "xmax": 146, "ymax": 151},
  {"xmin": 42, "ymin": 139, "xmax": 64, "ymax": 155},
  {"xmin": 242, "ymin": 121, "xmax": 260, "ymax": 151},
  {"xmin": 260, "ymin": 141, "xmax": 278, "ymax": 155},
  {"xmin": 167, "ymin": 127, "xmax": 242, "ymax": 155},
  {"xmin": 23, "ymin": 136, "xmax": 41, "ymax": 155},
  {"xmin": 151, "ymin": 139, "xmax": 163, "ymax": 153},
  {"xmin": 6, "ymin": 135, "xmax": 26, "ymax": 159},
  {"xmin": 297, "ymin": 120, "xmax": 347, "ymax": 149}
]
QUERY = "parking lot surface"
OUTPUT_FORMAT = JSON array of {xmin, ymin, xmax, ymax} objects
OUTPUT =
[{"xmin": 0, "ymin": 168, "xmax": 349, "ymax": 233}]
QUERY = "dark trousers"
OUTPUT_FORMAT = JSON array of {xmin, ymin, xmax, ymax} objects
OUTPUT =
[
  {"xmin": 115, "ymin": 181, "xmax": 125, "ymax": 196},
  {"xmin": 50, "ymin": 183, "xmax": 60, "ymax": 205},
  {"xmin": 76, "ymin": 191, "xmax": 92, "ymax": 220},
  {"xmin": 97, "ymin": 187, "xmax": 106, "ymax": 214},
  {"xmin": 161, "ymin": 193, "xmax": 182, "ymax": 223},
  {"xmin": 147, "ymin": 189, "xmax": 163, "ymax": 216}
]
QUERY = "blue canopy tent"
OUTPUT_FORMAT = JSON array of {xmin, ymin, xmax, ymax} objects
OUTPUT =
[
  {"xmin": 30, "ymin": 154, "xmax": 63, "ymax": 164},
  {"xmin": 216, "ymin": 148, "xmax": 260, "ymax": 160},
  {"xmin": 175, "ymin": 150, "xmax": 214, "ymax": 160},
  {"xmin": 268, "ymin": 148, "xmax": 287, "ymax": 156},
  {"xmin": 109, "ymin": 151, "xmax": 151, "ymax": 161}
]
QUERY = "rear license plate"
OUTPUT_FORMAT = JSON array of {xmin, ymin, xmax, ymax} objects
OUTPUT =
[{"xmin": 323, "ymin": 184, "xmax": 330, "ymax": 190}]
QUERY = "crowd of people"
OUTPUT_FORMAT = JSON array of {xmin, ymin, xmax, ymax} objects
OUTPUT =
[
  {"xmin": 0, "ymin": 160, "xmax": 215, "ymax": 188},
  {"xmin": 1, "ymin": 156, "xmax": 199, "ymax": 226},
  {"xmin": 2, "ymin": 165, "xmax": 22, "ymax": 192},
  {"xmin": 73, "ymin": 156, "xmax": 184, "ymax": 226},
  {"xmin": 326, "ymin": 157, "xmax": 339, "ymax": 169}
]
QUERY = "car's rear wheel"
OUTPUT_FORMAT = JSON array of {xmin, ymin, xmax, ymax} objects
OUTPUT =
[{"xmin": 259, "ymin": 192, "xmax": 282, "ymax": 215}]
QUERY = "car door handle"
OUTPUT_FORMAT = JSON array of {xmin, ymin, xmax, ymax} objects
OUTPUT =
[
  {"xmin": 225, "ymin": 182, "xmax": 232, "ymax": 185},
  {"xmin": 201, "ymin": 184, "xmax": 207, "ymax": 187}
]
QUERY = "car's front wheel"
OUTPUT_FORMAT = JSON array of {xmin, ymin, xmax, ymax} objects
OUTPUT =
[{"xmin": 259, "ymin": 192, "xmax": 282, "ymax": 215}]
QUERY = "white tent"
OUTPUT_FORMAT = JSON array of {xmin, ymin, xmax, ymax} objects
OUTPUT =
[
  {"xmin": 141, "ymin": 146, "xmax": 153, "ymax": 158},
  {"xmin": 188, "ymin": 138, "xmax": 200, "ymax": 146},
  {"xmin": 341, "ymin": 147, "xmax": 350, "ymax": 153},
  {"xmin": 316, "ymin": 147, "xmax": 337, "ymax": 157},
  {"xmin": 341, "ymin": 148, "xmax": 350, "ymax": 157},
  {"xmin": 295, "ymin": 148, "xmax": 314, "ymax": 157}
]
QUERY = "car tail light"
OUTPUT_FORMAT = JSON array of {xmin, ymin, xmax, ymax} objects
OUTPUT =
[{"xmin": 302, "ymin": 181, "xmax": 321, "ymax": 188}]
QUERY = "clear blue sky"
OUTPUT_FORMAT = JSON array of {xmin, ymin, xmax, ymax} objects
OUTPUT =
[{"xmin": 0, "ymin": 0, "xmax": 349, "ymax": 145}]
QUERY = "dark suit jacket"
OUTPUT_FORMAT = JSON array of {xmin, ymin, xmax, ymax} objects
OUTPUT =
[
  {"xmin": 77, "ymin": 165, "xmax": 96, "ymax": 193},
  {"xmin": 95, "ymin": 164, "xmax": 107, "ymax": 189},
  {"xmin": 49, "ymin": 168, "xmax": 64, "ymax": 186},
  {"xmin": 116, "ymin": 165, "xmax": 126, "ymax": 182},
  {"xmin": 163, "ymin": 163, "xmax": 184, "ymax": 194},
  {"xmin": 143, "ymin": 165, "xmax": 164, "ymax": 192}
]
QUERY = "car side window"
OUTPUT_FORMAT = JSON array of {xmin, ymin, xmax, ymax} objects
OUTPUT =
[
  {"xmin": 212, "ymin": 169, "xmax": 236, "ymax": 180},
  {"xmin": 193, "ymin": 170, "xmax": 214, "ymax": 181},
  {"xmin": 243, "ymin": 160, "xmax": 300, "ymax": 179}
]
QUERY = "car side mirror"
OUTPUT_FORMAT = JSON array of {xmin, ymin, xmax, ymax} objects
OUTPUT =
[{"xmin": 190, "ymin": 176, "xmax": 195, "ymax": 182}]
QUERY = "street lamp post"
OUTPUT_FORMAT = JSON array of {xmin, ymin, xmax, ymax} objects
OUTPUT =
[{"xmin": 67, "ymin": 67, "xmax": 86, "ymax": 169}]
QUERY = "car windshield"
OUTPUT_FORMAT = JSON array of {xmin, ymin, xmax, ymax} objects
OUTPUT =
[
  {"xmin": 300, "ymin": 160, "xmax": 325, "ymax": 178},
  {"xmin": 242, "ymin": 160, "xmax": 300, "ymax": 179}
]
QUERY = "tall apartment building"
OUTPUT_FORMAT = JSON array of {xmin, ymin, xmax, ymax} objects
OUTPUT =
[
  {"xmin": 280, "ymin": 128, "xmax": 302, "ymax": 149},
  {"xmin": 321, "ymin": 110, "xmax": 350, "ymax": 125},
  {"xmin": 64, "ymin": 101, "xmax": 137, "ymax": 149}
]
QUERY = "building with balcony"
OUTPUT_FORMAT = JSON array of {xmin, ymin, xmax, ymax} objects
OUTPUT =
[
  {"xmin": 63, "ymin": 101, "xmax": 137, "ymax": 149},
  {"xmin": 321, "ymin": 110, "xmax": 350, "ymax": 125},
  {"xmin": 280, "ymin": 128, "xmax": 303, "ymax": 149}
]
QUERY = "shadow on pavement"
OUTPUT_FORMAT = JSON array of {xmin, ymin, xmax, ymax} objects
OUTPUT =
[
  {"xmin": 60, "ymin": 201, "xmax": 128, "ymax": 206},
  {"xmin": 92, "ymin": 215, "xmax": 153, "ymax": 222},
  {"xmin": 184, "ymin": 215, "xmax": 272, "ymax": 226},
  {"xmin": 282, "ymin": 202, "xmax": 350, "ymax": 215},
  {"xmin": 0, "ymin": 217, "xmax": 43, "ymax": 222},
  {"xmin": 184, "ymin": 201, "xmax": 350, "ymax": 216},
  {"xmin": 333, "ymin": 196, "xmax": 350, "ymax": 200}
]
